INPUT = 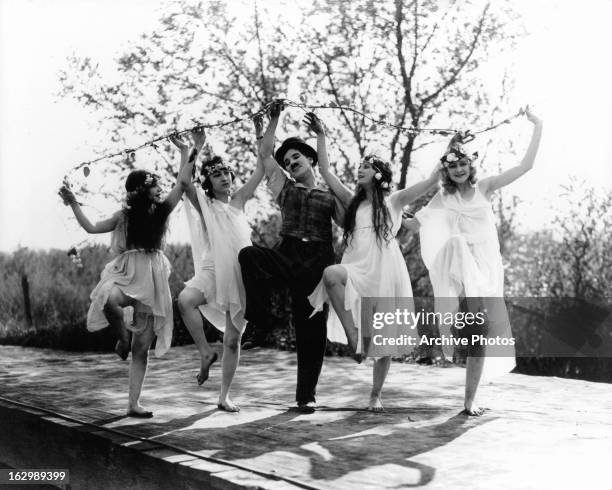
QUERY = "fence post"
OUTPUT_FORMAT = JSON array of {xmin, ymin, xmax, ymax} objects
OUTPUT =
[{"xmin": 21, "ymin": 274, "xmax": 33, "ymax": 326}]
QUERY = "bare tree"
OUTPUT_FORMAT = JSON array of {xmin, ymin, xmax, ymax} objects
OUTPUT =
[
  {"xmin": 60, "ymin": 0, "xmax": 525, "ymax": 195},
  {"xmin": 59, "ymin": 0, "xmax": 296, "ymax": 189},
  {"xmin": 296, "ymin": 0, "xmax": 524, "ymax": 187}
]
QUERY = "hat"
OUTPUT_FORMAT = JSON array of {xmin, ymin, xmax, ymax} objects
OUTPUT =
[
  {"xmin": 274, "ymin": 137, "xmax": 318, "ymax": 168},
  {"xmin": 125, "ymin": 170, "xmax": 159, "ymax": 192}
]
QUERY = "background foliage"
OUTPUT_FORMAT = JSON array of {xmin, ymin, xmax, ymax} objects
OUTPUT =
[{"xmin": 2, "ymin": 182, "xmax": 611, "ymax": 381}]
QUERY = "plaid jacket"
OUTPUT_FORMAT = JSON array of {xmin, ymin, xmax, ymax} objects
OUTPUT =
[{"xmin": 269, "ymin": 174, "xmax": 341, "ymax": 243}]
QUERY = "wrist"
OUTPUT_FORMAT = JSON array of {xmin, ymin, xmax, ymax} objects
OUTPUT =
[
  {"xmin": 188, "ymin": 147, "xmax": 200, "ymax": 163},
  {"xmin": 61, "ymin": 193, "xmax": 77, "ymax": 206}
]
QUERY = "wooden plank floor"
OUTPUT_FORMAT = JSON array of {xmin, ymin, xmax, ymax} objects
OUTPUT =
[{"xmin": 0, "ymin": 345, "xmax": 611, "ymax": 489}]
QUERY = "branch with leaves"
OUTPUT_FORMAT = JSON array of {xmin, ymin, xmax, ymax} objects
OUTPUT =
[{"xmin": 64, "ymin": 97, "xmax": 527, "ymax": 183}]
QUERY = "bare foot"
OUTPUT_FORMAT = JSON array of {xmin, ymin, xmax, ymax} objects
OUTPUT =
[
  {"xmin": 437, "ymin": 357, "xmax": 453, "ymax": 368},
  {"xmin": 114, "ymin": 339, "xmax": 130, "ymax": 361},
  {"xmin": 368, "ymin": 395, "xmax": 384, "ymax": 412},
  {"xmin": 126, "ymin": 405, "xmax": 153, "ymax": 418},
  {"xmin": 461, "ymin": 405, "xmax": 487, "ymax": 416},
  {"xmin": 217, "ymin": 397, "xmax": 240, "ymax": 412},
  {"xmin": 196, "ymin": 352, "xmax": 218, "ymax": 386}
]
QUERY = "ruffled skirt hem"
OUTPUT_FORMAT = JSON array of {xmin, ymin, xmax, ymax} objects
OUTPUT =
[
  {"xmin": 185, "ymin": 269, "xmax": 247, "ymax": 334},
  {"xmin": 87, "ymin": 250, "xmax": 173, "ymax": 357},
  {"xmin": 309, "ymin": 264, "xmax": 415, "ymax": 359}
]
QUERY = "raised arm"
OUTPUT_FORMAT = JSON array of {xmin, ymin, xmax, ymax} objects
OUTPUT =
[
  {"xmin": 233, "ymin": 114, "xmax": 266, "ymax": 208},
  {"xmin": 169, "ymin": 130, "xmax": 201, "ymax": 215},
  {"xmin": 253, "ymin": 112, "xmax": 264, "ymax": 153},
  {"xmin": 392, "ymin": 162, "xmax": 440, "ymax": 208},
  {"xmin": 165, "ymin": 126, "xmax": 206, "ymax": 211},
  {"xmin": 258, "ymin": 99, "xmax": 288, "ymax": 198},
  {"xmin": 481, "ymin": 107, "xmax": 543, "ymax": 194},
  {"xmin": 58, "ymin": 182, "xmax": 119, "ymax": 233},
  {"xmin": 304, "ymin": 112, "xmax": 353, "ymax": 207}
]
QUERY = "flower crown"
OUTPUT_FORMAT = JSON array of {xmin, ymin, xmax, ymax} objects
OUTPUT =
[
  {"xmin": 125, "ymin": 173, "xmax": 158, "ymax": 195},
  {"xmin": 202, "ymin": 162, "xmax": 232, "ymax": 177},
  {"xmin": 364, "ymin": 155, "xmax": 391, "ymax": 189},
  {"xmin": 131, "ymin": 172, "xmax": 158, "ymax": 188},
  {"xmin": 122, "ymin": 172, "xmax": 159, "ymax": 209},
  {"xmin": 197, "ymin": 161, "xmax": 233, "ymax": 185},
  {"xmin": 440, "ymin": 147, "xmax": 479, "ymax": 166}
]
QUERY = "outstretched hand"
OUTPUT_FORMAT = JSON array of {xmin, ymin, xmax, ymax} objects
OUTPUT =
[
  {"xmin": 268, "ymin": 99, "xmax": 285, "ymax": 119},
  {"xmin": 448, "ymin": 130, "xmax": 474, "ymax": 148},
  {"xmin": 58, "ymin": 181, "xmax": 76, "ymax": 206},
  {"xmin": 523, "ymin": 105, "xmax": 542, "ymax": 125},
  {"xmin": 303, "ymin": 112, "xmax": 325, "ymax": 136},
  {"xmin": 191, "ymin": 126, "xmax": 206, "ymax": 149},
  {"xmin": 447, "ymin": 131, "xmax": 464, "ymax": 149},
  {"xmin": 169, "ymin": 132, "xmax": 189, "ymax": 152}
]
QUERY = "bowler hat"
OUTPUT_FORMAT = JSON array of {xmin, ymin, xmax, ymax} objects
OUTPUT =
[{"xmin": 274, "ymin": 137, "xmax": 318, "ymax": 168}]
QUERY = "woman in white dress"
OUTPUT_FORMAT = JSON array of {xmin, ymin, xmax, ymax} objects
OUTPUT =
[
  {"xmin": 174, "ymin": 118, "xmax": 264, "ymax": 412},
  {"xmin": 306, "ymin": 113, "xmax": 439, "ymax": 411},
  {"xmin": 415, "ymin": 108, "xmax": 543, "ymax": 415},
  {"xmin": 58, "ymin": 127, "xmax": 203, "ymax": 418}
]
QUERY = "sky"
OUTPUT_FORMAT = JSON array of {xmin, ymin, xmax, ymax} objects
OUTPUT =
[{"xmin": 0, "ymin": 0, "xmax": 611, "ymax": 252}]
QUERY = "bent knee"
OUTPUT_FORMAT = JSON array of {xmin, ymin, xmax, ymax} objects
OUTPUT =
[
  {"xmin": 238, "ymin": 246, "xmax": 259, "ymax": 267},
  {"xmin": 322, "ymin": 266, "xmax": 344, "ymax": 288},
  {"xmin": 177, "ymin": 290, "xmax": 190, "ymax": 311},
  {"xmin": 178, "ymin": 288, "xmax": 202, "ymax": 311},
  {"xmin": 105, "ymin": 287, "xmax": 127, "ymax": 310}
]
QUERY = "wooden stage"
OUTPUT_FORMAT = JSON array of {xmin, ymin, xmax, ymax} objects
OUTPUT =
[{"xmin": 0, "ymin": 345, "xmax": 610, "ymax": 489}]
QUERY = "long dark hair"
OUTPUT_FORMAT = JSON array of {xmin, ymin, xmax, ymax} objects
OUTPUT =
[
  {"xmin": 343, "ymin": 156, "xmax": 393, "ymax": 248},
  {"xmin": 123, "ymin": 170, "xmax": 170, "ymax": 252}
]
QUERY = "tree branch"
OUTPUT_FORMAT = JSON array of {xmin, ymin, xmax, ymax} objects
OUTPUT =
[
  {"xmin": 420, "ymin": 2, "xmax": 490, "ymax": 108},
  {"xmin": 418, "ymin": 0, "xmax": 458, "ymax": 57},
  {"xmin": 218, "ymin": 41, "xmax": 262, "ymax": 103},
  {"xmin": 394, "ymin": 0, "xmax": 416, "ymax": 120},
  {"xmin": 323, "ymin": 59, "xmax": 364, "ymax": 154},
  {"xmin": 253, "ymin": 0, "xmax": 269, "ymax": 101}
]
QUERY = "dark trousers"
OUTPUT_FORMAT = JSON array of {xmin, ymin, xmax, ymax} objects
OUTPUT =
[{"xmin": 238, "ymin": 237, "xmax": 334, "ymax": 404}]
